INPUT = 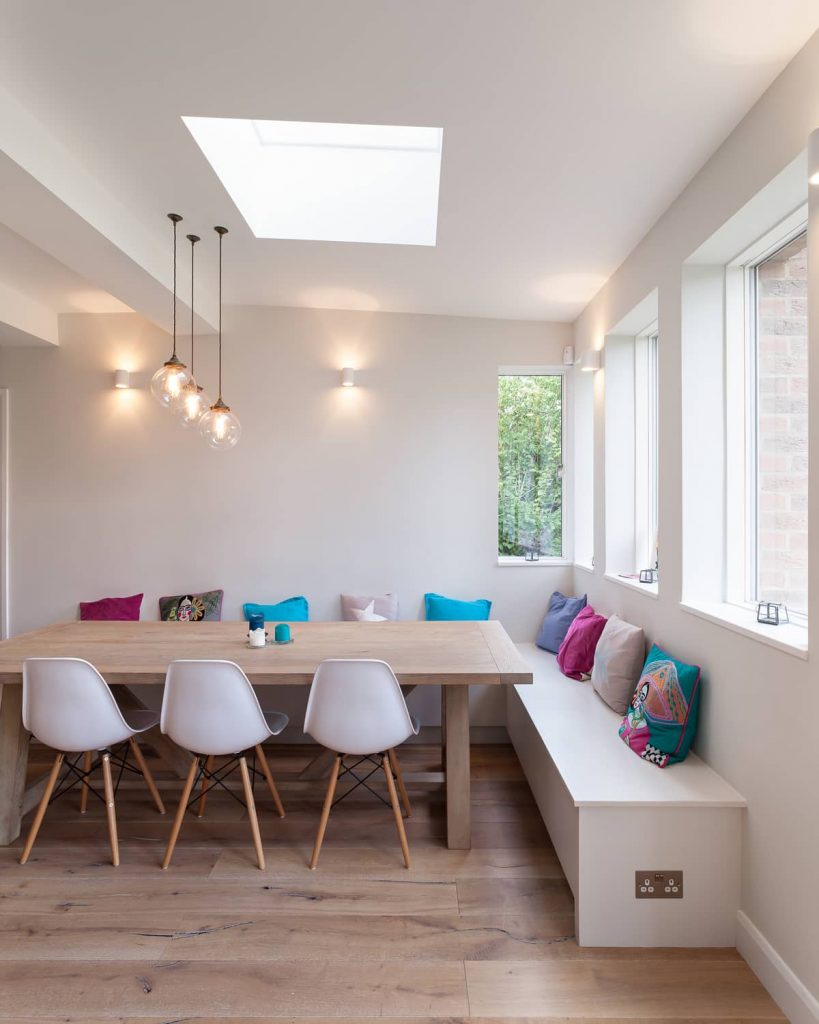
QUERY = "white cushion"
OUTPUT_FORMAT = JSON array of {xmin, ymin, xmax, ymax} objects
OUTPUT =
[{"xmin": 351, "ymin": 601, "xmax": 387, "ymax": 622}]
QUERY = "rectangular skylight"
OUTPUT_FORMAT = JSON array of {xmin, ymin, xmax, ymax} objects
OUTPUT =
[{"xmin": 183, "ymin": 116, "xmax": 443, "ymax": 246}]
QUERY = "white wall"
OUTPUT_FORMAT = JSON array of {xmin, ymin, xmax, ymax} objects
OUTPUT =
[
  {"xmin": 573, "ymin": 31, "xmax": 819, "ymax": 1018},
  {"xmin": 0, "ymin": 305, "xmax": 571, "ymax": 728}
]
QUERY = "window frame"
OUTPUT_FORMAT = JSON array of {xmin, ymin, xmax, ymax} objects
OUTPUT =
[
  {"xmin": 497, "ymin": 365, "xmax": 572, "ymax": 566},
  {"xmin": 634, "ymin": 322, "xmax": 659, "ymax": 574},
  {"xmin": 725, "ymin": 213, "xmax": 808, "ymax": 624}
]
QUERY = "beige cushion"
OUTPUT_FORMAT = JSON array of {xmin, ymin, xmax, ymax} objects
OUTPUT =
[
  {"xmin": 590, "ymin": 615, "xmax": 645, "ymax": 714},
  {"xmin": 341, "ymin": 592, "xmax": 399, "ymax": 621}
]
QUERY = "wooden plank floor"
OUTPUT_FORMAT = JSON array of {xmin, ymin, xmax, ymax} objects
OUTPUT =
[{"xmin": 0, "ymin": 743, "xmax": 785, "ymax": 1022}]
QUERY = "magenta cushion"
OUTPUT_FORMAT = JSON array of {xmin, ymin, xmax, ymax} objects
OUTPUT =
[
  {"xmin": 79, "ymin": 593, "xmax": 143, "ymax": 621},
  {"xmin": 556, "ymin": 605, "xmax": 607, "ymax": 680}
]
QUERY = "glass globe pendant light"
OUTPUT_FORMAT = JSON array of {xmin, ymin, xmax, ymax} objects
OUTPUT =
[
  {"xmin": 151, "ymin": 213, "xmax": 190, "ymax": 407},
  {"xmin": 174, "ymin": 233, "xmax": 211, "ymax": 427},
  {"xmin": 200, "ymin": 226, "xmax": 241, "ymax": 449}
]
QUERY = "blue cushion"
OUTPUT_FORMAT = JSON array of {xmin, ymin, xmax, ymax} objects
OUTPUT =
[
  {"xmin": 424, "ymin": 592, "xmax": 491, "ymax": 621},
  {"xmin": 536, "ymin": 591, "xmax": 587, "ymax": 653},
  {"xmin": 243, "ymin": 596, "xmax": 309, "ymax": 622}
]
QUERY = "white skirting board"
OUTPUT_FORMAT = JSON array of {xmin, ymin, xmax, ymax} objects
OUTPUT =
[{"xmin": 737, "ymin": 911, "xmax": 819, "ymax": 1024}]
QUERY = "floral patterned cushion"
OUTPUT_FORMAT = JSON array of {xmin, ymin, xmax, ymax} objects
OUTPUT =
[{"xmin": 158, "ymin": 589, "xmax": 223, "ymax": 622}]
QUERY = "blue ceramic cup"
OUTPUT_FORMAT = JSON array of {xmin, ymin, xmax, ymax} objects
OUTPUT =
[
  {"xmin": 274, "ymin": 623, "xmax": 291, "ymax": 643},
  {"xmin": 248, "ymin": 612, "xmax": 265, "ymax": 633}
]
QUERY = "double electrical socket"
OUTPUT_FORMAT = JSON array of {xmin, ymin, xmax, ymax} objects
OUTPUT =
[{"xmin": 635, "ymin": 870, "xmax": 684, "ymax": 899}]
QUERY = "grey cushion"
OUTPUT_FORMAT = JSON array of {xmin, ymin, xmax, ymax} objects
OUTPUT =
[
  {"xmin": 535, "ymin": 591, "xmax": 587, "ymax": 653},
  {"xmin": 341, "ymin": 592, "xmax": 399, "ymax": 621},
  {"xmin": 590, "ymin": 615, "xmax": 646, "ymax": 714}
]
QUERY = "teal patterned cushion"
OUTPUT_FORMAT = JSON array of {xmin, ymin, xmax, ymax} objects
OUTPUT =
[{"xmin": 618, "ymin": 644, "xmax": 701, "ymax": 768}]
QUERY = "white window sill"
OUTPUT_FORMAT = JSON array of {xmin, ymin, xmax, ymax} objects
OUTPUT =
[
  {"xmin": 574, "ymin": 561, "xmax": 596, "ymax": 575},
  {"xmin": 680, "ymin": 600, "xmax": 808, "ymax": 660},
  {"xmin": 497, "ymin": 557, "xmax": 572, "ymax": 567},
  {"xmin": 604, "ymin": 572, "xmax": 659, "ymax": 599}
]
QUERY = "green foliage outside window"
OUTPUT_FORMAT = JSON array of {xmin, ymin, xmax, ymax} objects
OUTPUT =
[{"xmin": 498, "ymin": 374, "xmax": 563, "ymax": 557}]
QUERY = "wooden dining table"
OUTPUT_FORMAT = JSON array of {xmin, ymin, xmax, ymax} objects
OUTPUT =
[{"xmin": 0, "ymin": 619, "xmax": 533, "ymax": 850}]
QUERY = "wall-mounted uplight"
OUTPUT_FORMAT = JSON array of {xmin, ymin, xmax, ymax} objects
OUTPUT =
[
  {"xmin": 578, "ymin": 350, "xmax": 601, "ymax": 372},
  {"xmin": 340, "ymin": 367, "xmax": 356, "ymax": 387},
  {"xmin": 810, "ymin": 170, "xmax": 819, "ymax": 186},
  {"xmin": 113, "ymin": 369, "xmax": 131, "ymax": 389}
]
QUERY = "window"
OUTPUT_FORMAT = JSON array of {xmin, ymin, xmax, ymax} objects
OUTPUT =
[
  {"xmin": 747, "ymin": 231, "xmax": 808, "ymax": 615},
  {"xmin": 603, "ymin": 290, "xmax": 660, "ymax": 591},
  {"xmin": 498, "ymin": 371, "xmax": 565, "ymax": 560},
  {"xmin": 681, "ymin": 160, "xmax": 808, "ymax": 650},
  {"xmin": 634, "ymin": 325, "xmax": 659, "ymax": 573},
  {"xmin": 182, "ymin": 117, "xmax": 443, "ymax": 245}
]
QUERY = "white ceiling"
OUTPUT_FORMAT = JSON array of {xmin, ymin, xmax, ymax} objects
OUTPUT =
[
  {"xmin": 0, "ymin": 224, "xmax": 130, "ymax": 316},
  {"xmin": 0, "ymin": 0, "xmax": 817, "ymax": 325}
]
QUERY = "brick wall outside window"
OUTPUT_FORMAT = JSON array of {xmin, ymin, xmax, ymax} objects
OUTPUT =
[{"xmin": 756, "ymin": 232, "xmax": 808, "ymax": 614}]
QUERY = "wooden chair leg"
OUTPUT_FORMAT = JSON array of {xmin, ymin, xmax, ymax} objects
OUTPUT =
[
  {"xmin": 309, "ymin": 754, "xmax": 341, "ymax": 870},
  {"xmin": 196, "ymin": 755, "xmax": 215, "ymax": 818},
  {"xmin": 101, "ymin": 752, "xmax": 120, "ymax": 868},
  {"xmin": 388, "ymin": 747, "xmax": 412, "ymax": 818},
  {"xmin": 239, "ymin": 755, "xmax": 265, "ymax": 871},
  {"xmin": 162, "ymin": 755, "xmax": 199, "ymax": 870},
  {"xmin": 128, "ymin": 738, "xmax": 165, "ymax": 815},
  {"xmin": 79, "ymin": 751, "xmax": 92, "ymax": 814},
  {"xmin": 19, "ymin": 752, "xmax": 64, "ymax": 865},
  {"xmin": 383, "ymin": 752, "xmax": 411, "ymax": 869},
  {"xmin": 255, "ymin": 744, "xmax": 285, "ymax": 818}
]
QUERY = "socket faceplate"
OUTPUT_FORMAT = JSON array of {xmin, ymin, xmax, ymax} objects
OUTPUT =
[{"xmin": 635, "ymin": 870, "xmax": 684, "ymax": 898}]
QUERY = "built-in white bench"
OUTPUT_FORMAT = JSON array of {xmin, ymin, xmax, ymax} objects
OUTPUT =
[{"xmin": 507, "ymin": 642, "xmax": 746, "ymax": 948}]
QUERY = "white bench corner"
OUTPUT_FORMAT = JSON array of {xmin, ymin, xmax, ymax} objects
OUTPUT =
[{"xmin": 508, "ymin": 642, "xmax": 746, "ymax": 948}]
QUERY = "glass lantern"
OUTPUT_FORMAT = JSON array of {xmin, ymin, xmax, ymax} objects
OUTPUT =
[
  {"xmin": 174, "ymin": 379, "xmax": 211, "ymax": 428},
  {"xmin": 150, "ymin": 355, "xmax": 189, "ymax": 408},
  {"xmin": 200, "ymin": 398, "xmax": 241, "ymax": 449}
]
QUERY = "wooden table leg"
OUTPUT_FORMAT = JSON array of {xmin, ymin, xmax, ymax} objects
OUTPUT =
[
  {"xmin": 444, "ymin": 684, "xmax": 470, "ymax": 850},
  {"xmin": 0, "ymin": 684, "xmax": 29, "ymax": 846}
]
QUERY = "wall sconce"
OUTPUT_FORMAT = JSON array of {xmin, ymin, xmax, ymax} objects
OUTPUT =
[
  {"xmin": 113, "ymin": 369, "xmax": 131, "ymax": 389},
  {"xmin": 810, "ymin": 171, "xmax": 819, "ymax": 185},
  {"xmin": 577, "ymin": 350, "xmax": 601, "ymax": 372},
  {"xmin": 340, "ymin": 367, "xmax": 356, "ymax": 387}
]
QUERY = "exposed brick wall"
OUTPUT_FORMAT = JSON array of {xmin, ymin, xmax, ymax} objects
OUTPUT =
[{"xmin": 756, "ymin": 233, "xmax": 808, "ymax": 614}]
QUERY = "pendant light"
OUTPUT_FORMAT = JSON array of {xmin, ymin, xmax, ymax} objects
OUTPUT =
[
  {"xmin": 151, "ymin": 213, "xmax": 190, "ymax": 407},
  {"xmin": 200, "ymin": 226, "xmax": 241, "ymax": 449},
  {"xmin": 174, "ymin": 233, "xmax": 211, "ymax": 427}
]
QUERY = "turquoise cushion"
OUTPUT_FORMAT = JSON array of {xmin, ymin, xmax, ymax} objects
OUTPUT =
[
  {"xmin": 243, "ymin": 596, "xmax": 309, "ymax": 622},
  {"xmin": 424, "ymin": 592, "xmax": 491, "ymax": 621},
  {"xmin": 618, "ymin": 644, "xmax": 701, "ymax": 768}
]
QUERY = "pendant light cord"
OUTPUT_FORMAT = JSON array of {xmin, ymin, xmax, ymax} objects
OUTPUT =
[
  {"xmin": 172, "ymin": 217, "xmax": 178, "ymax": 358},
  {"xmin": 218, "ymin": 228, "xmax": 222, "ymax": 400},
  {"xmin": 214, "ymin": 225, "xmax": 228, "ymax": 403},
  {"xmin": 189, "ymin": 235, "xmax": 196, "ymax": 378}
]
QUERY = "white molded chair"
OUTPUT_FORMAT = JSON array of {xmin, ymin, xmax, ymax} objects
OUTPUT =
[
  {"xmin": 304, "ymin": 659, "xmax": 420, "ymax": 869},
  {"xmin": 20, "ymin": 657, "xmax": 165, "ymax": 866},
  {"xmin": 160, "ymin": 659, "xmax": 288, "ymax": 870}
]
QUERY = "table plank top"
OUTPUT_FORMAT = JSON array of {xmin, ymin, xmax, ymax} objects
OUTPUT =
[{"xmin": 0, "ymin": 620, "xmax": 533, "ymax": 687}]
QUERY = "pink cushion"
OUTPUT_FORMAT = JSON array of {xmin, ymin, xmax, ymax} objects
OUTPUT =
[
  {"xmin": 556, "ymin": 605, "xmax": 607, "ymax": 680},
  {"xmin": 79, "ymin": 593, "xmax": 143, "ymax": 621}
]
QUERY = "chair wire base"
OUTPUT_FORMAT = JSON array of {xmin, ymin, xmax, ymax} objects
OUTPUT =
[
  {"xmin": 332, "ymin": 753, "xmax": 394, "ymax": 809},
  {"xmin": 48, "ymin": 741, "xmax": 143, "ymax": 808},
  {"xmin": 184, "ymin": 749, "xmax": 267, "ymax": 814}
]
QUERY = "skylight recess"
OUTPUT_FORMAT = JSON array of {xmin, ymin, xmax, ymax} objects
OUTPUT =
[{"xmin": 183, "ymin": 117, "xmax": 443, "ymax": 246}]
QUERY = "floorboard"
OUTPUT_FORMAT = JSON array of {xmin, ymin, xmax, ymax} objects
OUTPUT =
[{"xmin": 1, "ymin": 743, "xmax": 784, "ymax": 1021}]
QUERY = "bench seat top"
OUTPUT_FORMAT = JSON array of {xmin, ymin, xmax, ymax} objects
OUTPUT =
[{"xmin": 514, "ymin": 643, "xmax": 746, "ymax": 809}]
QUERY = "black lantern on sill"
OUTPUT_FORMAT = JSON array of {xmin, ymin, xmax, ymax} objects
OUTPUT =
[
  {"xmin": 524, "ymin": 547, "xmax": 541, "ymax": 562},
  {"xmin": 756, "ymin": 602, "xmax": 789, "ymax": 626},
  {"xmin": 639, "ymin": 568, "xmax": 658, "ymax": 584}
]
